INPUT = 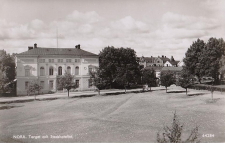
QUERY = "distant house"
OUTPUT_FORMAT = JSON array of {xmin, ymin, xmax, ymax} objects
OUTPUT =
[
  {"xmin": 139, "ymin": 55, "xmax": 180, "ymax": 68},
  {"xmin": 139, "ymin": 55, "xmax": 181, "ymax": 86},
  {"xmin": 139, "ymin": 56, "xmax": 164, "ymax": 67},
  {"xmin": 15, "ymin": 43, "xmax": 99, "ymax": 96}
]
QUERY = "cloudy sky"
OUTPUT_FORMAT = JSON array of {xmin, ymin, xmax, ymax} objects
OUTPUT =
[{"xmin": 0, "ymin": 0, "xmax": 224, "ymax": 60}]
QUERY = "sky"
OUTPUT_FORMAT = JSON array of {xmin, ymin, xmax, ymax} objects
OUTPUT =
[{"xmin": 0, "ymin": 0, "xmax": 224, "ymax": 60}]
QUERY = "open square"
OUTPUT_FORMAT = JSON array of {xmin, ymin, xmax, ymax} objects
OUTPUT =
[{"xmin": 0, "ymin": 86, "xmax": 224, "ymax": 142}]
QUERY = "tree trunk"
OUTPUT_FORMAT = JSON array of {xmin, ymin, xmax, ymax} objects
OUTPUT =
[
  {"xmin": 166, "ymin": 87, "xmax": 167, "ymax": 93},
  {"xmin": 186, "ymin": 88, "xmax": 187, "ymax": 95},
  {"xmin": 98, "ymin": 89, "xmax": 100, "ymax": 95},
  {"xmin": 150, "ymin": 86, "xmax": 151, "ymax": 91},
  {"xmin": 68, "ymin": 90, "xmax": 69, "ymax": 97},
  {"xmin": 124, "ymin": 86, "xmax": 126, "ymax": 94}
]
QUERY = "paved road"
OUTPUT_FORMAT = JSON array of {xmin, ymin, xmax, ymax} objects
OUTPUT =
[{"xmin": 0, "ymin": 86, "xmax": 225, "ymax": 143}]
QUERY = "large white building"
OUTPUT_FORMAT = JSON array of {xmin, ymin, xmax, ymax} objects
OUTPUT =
[{"xmin": 16, "ymin": 44, "xmax": 99, "ymax": 96}]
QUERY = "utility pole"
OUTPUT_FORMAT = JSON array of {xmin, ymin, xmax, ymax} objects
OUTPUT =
[{"xmin": 57, "ymin": 27, "xmax": 58, "ymax": 48}]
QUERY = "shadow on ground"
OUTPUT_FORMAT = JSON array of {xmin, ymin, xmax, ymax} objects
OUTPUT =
[
  {"xmin": 167, "ymin": 91, "xmax": 186, "ymax": 93},
  {"xmin": 187, "ymin": 93, "xmax": 206, "ymax": 96},
  {"xmin": 0, "ymin": 105, "xmax": 23, "ymax": 110}
]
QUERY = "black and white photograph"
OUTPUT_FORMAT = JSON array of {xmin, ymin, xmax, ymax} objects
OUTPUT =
[{"xmin": 0, "ymin": 0, "xmax": 225, "ymax": 142}]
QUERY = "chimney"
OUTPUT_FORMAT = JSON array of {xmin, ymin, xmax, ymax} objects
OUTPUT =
[
  {"xmin": 162, "ymin": 55, "xmax": 164, "ymax": 58},
  {"xmin": 75, "ymin": 44, "xmax": 80, "ymax": 49},
  {"xmin": 34, "ymin": 43, "xmax": 37, "ymax": 48},
  {"xmin": 165, "ymin": 56, "xmax": 166, "ymax": 58},
  {"xmin": 171, "ymin": 56, "xmax": 174, "ymax": 61},
  {"xmin": 28, "ymin": 46, "xmax": 33, "ymax": 50}
]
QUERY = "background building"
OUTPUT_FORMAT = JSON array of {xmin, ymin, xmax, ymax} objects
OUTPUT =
[
  {"xmin": 139, "ymin": 55, "xmax": 179, "ymax": 68},
  {"xmin": 16, "ymin": 44, "xmax": 99, "ymax": 96}
]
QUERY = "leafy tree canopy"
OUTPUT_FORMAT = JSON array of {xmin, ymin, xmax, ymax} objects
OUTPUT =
[
  {"xmin": 201, "ymin": 37, "xmax": 225, "ymax": 81},
  {"xmin": 160, "ymin": 70, "xmax": 175, "ymax": 92},
  {"xmin": 142, "ymin": 68, "xmax": 156, "ymax": 87},
  {"xmin": 183, "ymin": 37, "xmax": 225, "ymax": 83},
  {"xmin": 57, "ymin": 73, "xmax": 77, "ymax": 97},
  {"xmin": 178, "ymin": 69, "xmax": 194, "ymax": 95},
  {"xmin": 99, "ymin": 46, "xmax": 140, "ymax": 89},
  {"xmin": 183, "ymin": 38, "xmax": 206, "ymax": 79},
  {"xmin": 0, "ymin": 50, "xmax": 16, "ymax": 92},
  {"xmin": 89, "ymin": 69, "xmax": 107, "ymax": 91}
]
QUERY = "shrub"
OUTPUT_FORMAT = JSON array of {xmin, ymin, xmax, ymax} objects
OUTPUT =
[{"xmin": 157, "ymin": 112, "xmax": 200, "ymax": 143}]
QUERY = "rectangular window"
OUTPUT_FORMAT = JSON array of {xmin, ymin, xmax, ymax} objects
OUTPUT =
[
  {"xmin": 75, "ymin": 59, "xmax": 80, "ymax": 63},
  {"xmin": 25, "ymin": 81, "xmax": 29, "ymax": 90},
  {"xmin": 40, "ymin": 81, "xmax": 44, "ymax": 89},
  {"xmin": 66, "ymin": 59, "xmax": 71, "ymax": 63},
  {"xmin": 49, "ymin": 59, "xmax": 54, "ymax": 63},
  {"xmin": 88, "ymin": 79, "xmax": 93, "ymax": 88},
  {"xmin": 58, "ymin": 59, "xmax": 63, "ymax": 63},
  {"xmin": 25, "ymin": 69, "xmax": 30, "ymax": 76},
  {"xmin": 75, "ymin": 80, "xmax": 79, "ymax": 88},
  {"xmin": 39, "ymin": 59, "xmax": 45, "ymax": 63},
  {"xmin": 49, "ymin": 80, "xmax": 54, "ymax": 90}
]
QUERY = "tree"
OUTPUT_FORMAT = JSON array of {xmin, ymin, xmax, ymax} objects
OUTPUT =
[
  {"xmin": 183, "ymin": 38, "xmax": 225, "ymax": 84},
  {"xmin": 99, "ymin": 46, "xmax": 141, "ymax": 90},
  {"xmin": 89, "ymin": 69, "xmax": 106, "ymax": 95},
  {"xmin": 157, "ymin": 112, "xmax": 200, "ymax": 143},
  {"xmin": 27, "ymin": 80, "xmax": 42, "ymax": 100},
  {"xmin": 183, "ymin": 39, "xmax": 206, "ymax": 81},
  {"xmin": 160, "ymin": 71, "xmax": 175, "ymax": 93},
  {"xmin": 201, "ymin": 38, "xmax": 225, "ymax": 83},
  {"xmin": 142, "ymin": 68, "xmax": 156, "ymax": 91},
  {"xmin": 57, "ymin": 72, "xmax": 77, "ymax": 97},
  {"xmin": 178, "ymin": 69, "xmax": 194, "ymax": 95},
  {"xmin": 219, "ymin": 55, "xmax": 225, "ymax": 81},
  {"xmin": 99, "ymin": 46, "xmax": 119, "ymax": 88},
  {"xmin": 0, "ymin": 50, "xmax": 16, "ymax": 93}
]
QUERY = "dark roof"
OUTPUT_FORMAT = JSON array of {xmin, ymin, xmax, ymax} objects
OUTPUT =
[
  {"xmin": 139, "ymin": 56, "xmax": 158, "ymax": 63},
  {"xmin": 161, "ymin": 67, "xmax": 182, "ymax": 72},
  {"xmin": 17, "ymin": 47, "xmax": 98, "ymax": 57},
  {"xmin": 167, "ymin": 60, "xmax": 179, "ymax": 66},
  {"xmin": 144, "ymin": 57, "xmax": 157, "ymax": 63},
  {"xmin": 145, "ymin": 66, "xmax": 163, "ymax": 71},
  {"xmin": 159, "ymin": 57, "xmax": 170, "ymax": 63}
]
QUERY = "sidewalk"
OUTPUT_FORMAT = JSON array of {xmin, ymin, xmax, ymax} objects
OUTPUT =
[{"xmin": 0, "ymin": 88, "xmax": 153, "ymax": 104}]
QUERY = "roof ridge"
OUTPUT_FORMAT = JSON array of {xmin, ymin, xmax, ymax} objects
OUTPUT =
[{"xmin": 17, "ymin": 47, "xmax": 98, "ymax": 56}]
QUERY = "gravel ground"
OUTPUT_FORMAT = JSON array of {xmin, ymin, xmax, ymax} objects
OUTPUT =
[{"xmin": 0, "ymin": 86, "xmax": 225, "ymax": 143}]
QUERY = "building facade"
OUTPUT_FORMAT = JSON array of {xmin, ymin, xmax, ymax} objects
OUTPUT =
[
  {"xmin": 139, "ymin": 55, "xmax": 179, "ymax": 68},
  {"xmin": 16, "ymin": 44, "xmax": 99, "ymax": 96}
]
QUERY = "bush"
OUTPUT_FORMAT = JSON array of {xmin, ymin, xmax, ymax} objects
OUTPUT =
[
  {"xmin": 157, "ymin": 112, "xmax": 200, "ymax": 143},
  {"xmin": 189, "ymin": 84, "xmax": 225, "ymax": 92}
]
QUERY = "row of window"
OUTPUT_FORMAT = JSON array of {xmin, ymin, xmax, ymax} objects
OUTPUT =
[
  {"xmin": 25, "ymin": 66, "xmax": 94, "ymax": 77},
  {"xmin": 39, "ymin": 59, "xmax": 80, "ymax": 63},
  {"xmin": 40, "ymin": 66, "xmax": 80, "ymax": 76}
]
